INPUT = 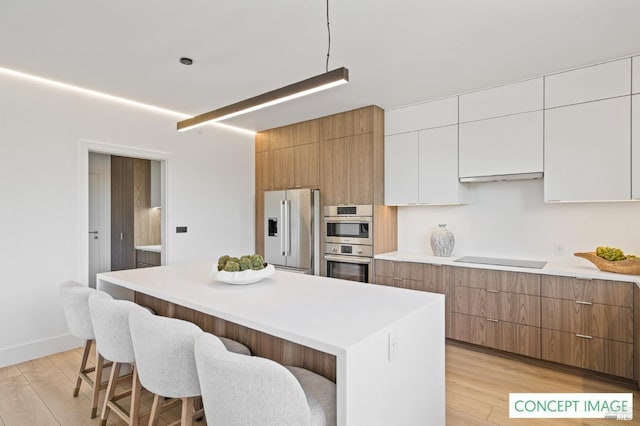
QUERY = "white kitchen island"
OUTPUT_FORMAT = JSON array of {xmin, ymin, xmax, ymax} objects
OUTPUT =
[{"xmin": 97, "ymin": 261, "xmax": 445, "ymax": 426}]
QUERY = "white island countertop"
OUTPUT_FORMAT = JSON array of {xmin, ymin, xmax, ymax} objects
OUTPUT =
[
  {"xmin": 375, "ymin": 251, "xmax": 640, "ymax": 285},
  {"xmin": 97, "ymin": 261, "xmax": 445, "ymax": 426}
]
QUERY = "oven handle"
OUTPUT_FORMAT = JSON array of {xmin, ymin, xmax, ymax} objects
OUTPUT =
[
  {"xmin": 324, "ymin": 216, "xmax": 372, "ymax": 224},
  {"xmin": 324, "ymin": 255, "xmax": 373, "ymax": 264}
]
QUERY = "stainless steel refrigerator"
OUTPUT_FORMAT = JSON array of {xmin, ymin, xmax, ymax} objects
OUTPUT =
[{"xmin": 264, "ymin": 189, "xmax": 319, "ymax": 274}]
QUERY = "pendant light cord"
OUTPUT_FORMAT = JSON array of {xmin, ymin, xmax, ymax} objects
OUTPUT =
[{"xmin": 325, "ymin": 0, "xmax": 331, "ymax": 72}]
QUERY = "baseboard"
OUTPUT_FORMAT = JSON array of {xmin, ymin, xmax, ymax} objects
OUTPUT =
[{"xmin": 0, "ymin": 333, "xmax": 82, "ymax": 368}]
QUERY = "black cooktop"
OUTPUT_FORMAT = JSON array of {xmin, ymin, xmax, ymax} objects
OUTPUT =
[{"xmin": 453, "ymin": 256, "xmax": 547, "ymax": 269}]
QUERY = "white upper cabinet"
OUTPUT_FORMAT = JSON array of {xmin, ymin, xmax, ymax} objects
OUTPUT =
[
  {"xmin": 458, "ymin": 111, "xmax": 543, "ymax": 179},
  {"xmin": 545, "ymin": 59, "xmax": 631, "ymax": 108},
  {"xmin": 633, "ymin": 57, "xmax": 640, "ymax": 94},
  {"xmin": 418, "ymin": 125, "xmax": 467, "ymax": 204},
  {"xmin": 385, "ymin": 132, "xmax": 419, "ymax": 204},
  {"xmin": 385, "ymin": 96, "xmax": 457, "ymax": 135},
  {"xmin": 459, "ymin": 78, "xmax": 543, "ymax": 123},
  {"xmin": 544, "ymin": 97, "xmax": 631, "ymax": 202},
  {"xmin": 385, "ymin": 126, "xmax": 466, "ymax": 205},
  {"xmin": 633, "ymin": 95, "xmax": 640, "ymax": 200}
]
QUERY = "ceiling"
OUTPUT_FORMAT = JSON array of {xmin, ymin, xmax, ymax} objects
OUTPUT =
[{"xmin": 1, "ymin": 0, "xmax": 639, "ymax": 132}]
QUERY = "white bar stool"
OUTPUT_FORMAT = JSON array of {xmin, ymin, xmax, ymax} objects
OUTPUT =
[
  {"xmin": 194, "ymin": 332, "xmax": 337, "ymax": 426},
  {"xmin": 128, "ymin": 305, "xmax": 251, "ymax": 426},
  {"xmin": 59, "ymin": 281, "xmax": 109, "ymax": 418},
  {"xmin": 88, "ymin": 292, "xmax": 147, "ymax": 426}
]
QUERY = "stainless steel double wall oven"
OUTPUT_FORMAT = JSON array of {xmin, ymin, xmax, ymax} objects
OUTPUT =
[{"xmin": 323, "ymin": 205, "xmax": 373, "ymax": 283}]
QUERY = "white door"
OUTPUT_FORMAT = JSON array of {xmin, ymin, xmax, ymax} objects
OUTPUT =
[
  {"xmin": 88, "ymin": 152, "xmax": 112, "ymax": 287},
  {"xmin": 88, "ymin": 172, "xmax": 101, "ymax": 287}
]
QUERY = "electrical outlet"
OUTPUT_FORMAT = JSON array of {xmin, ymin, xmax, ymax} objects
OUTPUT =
[
  {"xmin": 554, "ymin": 243, "xmax": 566, "ymax": 255},
  {"xmin": 388, "ymin": 329, "xmax": 399, "ymax": 362}
]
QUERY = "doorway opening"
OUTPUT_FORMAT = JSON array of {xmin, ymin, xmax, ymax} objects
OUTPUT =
[{"xmin": 80, "ymin": 141, "xmax": 169, "ymax": 288}]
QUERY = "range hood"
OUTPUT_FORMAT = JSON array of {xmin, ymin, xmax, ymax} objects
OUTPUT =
[{"xmin": 459, "ymin": 172, "xmax": 543, "ymax": 183}]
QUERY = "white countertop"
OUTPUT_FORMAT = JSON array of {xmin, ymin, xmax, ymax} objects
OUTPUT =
[
  {"xmin": 97, "ymin": 261, "xmax": 442, "ymax": 355},
  {"xmin": 134, "ymin": 245, "xmax": 161, "ymax": 253},
  {"xmin": 375, "ymin": 251, "xmax": 640, "ymax": 285}
]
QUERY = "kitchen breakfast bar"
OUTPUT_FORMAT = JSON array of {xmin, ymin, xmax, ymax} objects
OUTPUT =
[{"xmin": 97, "ymin": 261, "xmax": 445, "ymax": 426}]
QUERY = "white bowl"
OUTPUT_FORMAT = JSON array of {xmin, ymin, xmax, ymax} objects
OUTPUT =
[{"xmin": 213, "ymin": 264, "xmax": 275, "ymax": 285}]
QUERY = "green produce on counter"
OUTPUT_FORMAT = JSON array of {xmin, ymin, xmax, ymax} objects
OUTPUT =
[
  {"xmin": 596, "ymin": 246, "xmax": 637, "ymax": 261},
  {"xmin": 218, "ymin": 254, "xmax": 265, "ymax": 271}
]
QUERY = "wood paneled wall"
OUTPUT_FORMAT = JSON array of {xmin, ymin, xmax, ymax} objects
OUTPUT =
[
  {"xmin": 254, "ymin": 105, "xmax": 398, "ymax": 262},
  {"xmin": 134, "ymin": 293, "xmax": 337, "ymax": 382}
]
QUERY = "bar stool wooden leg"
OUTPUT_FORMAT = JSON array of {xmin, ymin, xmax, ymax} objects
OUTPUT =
[
  {"xmin": 91, "ymin": 351, "xmax": 105, "ymax": 418},
  {"xmin": 149, "ymin": 394, "xmax": 163, "ymax": 426},
  {"xmin": 100, "ymin": 361, "xmax": 121, "ymax": 426},
  {"xmin": 74, "ymin": 340, "xmax": 92, "ymax": 397},
  {"xmin": 129, "ymin": 365, "xmax": 141, "ymax": 426},
  {"xmin": 180, "ymin": 397, "xmax": 194, "ymax": 426}
]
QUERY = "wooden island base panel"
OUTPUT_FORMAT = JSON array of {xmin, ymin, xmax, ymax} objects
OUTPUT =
[{"xmin": 134, "ymin": 292, "xmax": 337, "ymax": 382}]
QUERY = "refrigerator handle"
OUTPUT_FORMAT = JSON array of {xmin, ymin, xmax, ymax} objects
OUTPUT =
[
  {"xmin": 284, "ymin": 200, "xmax": 291, "ymax": 255},
  {"xmin": 280, "ymin": 201, "xmax": 286, "ymax": 256}
]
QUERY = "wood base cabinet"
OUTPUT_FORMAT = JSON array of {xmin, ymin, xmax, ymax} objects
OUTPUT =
[
  {"xmin": 449, "ymin": 267, "xmax": 541, "ymax": 358},
  {"xmin": 374, "ymin": 260, "xmax": 448, "ymax": 335},
  {"xmin": 541, "ymin": 329, "xmax": 633, "ymax": 379},
  {"xmin": 540, "ymin": 276, "xmax": 634, "ymax": 379},
  {"xmin": 450, "ymin": 313, "xmax": 540, "ymax": 358}
]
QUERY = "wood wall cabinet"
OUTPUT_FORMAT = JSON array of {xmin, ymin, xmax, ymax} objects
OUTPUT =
[
  {"xmin": 111, "ymin": 156, "xmax": 135, "ymax": 270},
  {"xmin": 255, "ymin": 119, "xmax": 320, "ymax": 191},
  {"xmin": 255, "ymin": 105, "xmax": 396, "ymax": 261},
  {"xmin": 540, "ymin": 276, "xmax": 634, "ymax": 378},
  {"xmin": 449, "ymin": 267, "xmax": 541, "ymax": 358},
  {"xmin": 321, "ymin": 134, "xmax": 373, "ymax": 205},
  {"xmin": 111, "ymin": 157, "xmax": 159, "ymax": 271}
]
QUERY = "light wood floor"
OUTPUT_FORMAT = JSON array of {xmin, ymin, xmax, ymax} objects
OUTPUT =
[{"xmin": 1, "ymin": 342, "xmax": 640, "ymax": 425}]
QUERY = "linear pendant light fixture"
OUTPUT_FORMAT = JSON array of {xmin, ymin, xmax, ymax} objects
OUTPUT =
[
  {"xmin": 177, "ymin": 67, "xmax": 348, "ymax": 132},
  {"xmin": 178, "ymin": 0, "xmax": 346, "ymax": 132}
]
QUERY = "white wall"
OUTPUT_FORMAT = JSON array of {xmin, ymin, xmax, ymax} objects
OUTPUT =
[
  {"xmin": 0, "ymin": 72, "xmax": 255, "ymax": 367},
  {"xmin": 398, "ymin": 179, "xmax": 640, "ymax": 262}
]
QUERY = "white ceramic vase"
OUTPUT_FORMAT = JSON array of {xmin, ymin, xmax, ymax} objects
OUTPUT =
[{"xmin": 430, "ymin": 224, "xmax": 455, "ymax": 257}]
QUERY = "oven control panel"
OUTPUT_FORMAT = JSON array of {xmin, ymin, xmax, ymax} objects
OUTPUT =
[{"xmin": 325, "ymin": 243, "xmax": 372, "ymax": 257}]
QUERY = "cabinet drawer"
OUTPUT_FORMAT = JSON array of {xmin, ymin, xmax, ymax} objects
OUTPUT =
[
  {"xmin": 541, "ymin": 329, "xmax": 633, "ymax": 379},
  {"xmin": 541, "ymin": 276, "xmax": 633, "ymax": 307},
  {"xmin": 450, "ymin": 313, "xmax": 540, "ymax": 358},
  {"xmin": 500, "ymin": 322, "xmax": 540, "ymax": 359},
  {"xmin": 449, "ymin": 267, "xmax": 540, "ymax": 295},
  {"xmin": 450, "ymin": 313, "xmax": 500, "ymax": 348},
  {"xmin": 453, "ymin": 287, "xmax": 539, "ymax": 326},
  {"xmin": 374, "ymin": 259, "xmax": 396, "ymax": 278},
  {"xmin": 495, "ymin": 292, "xmax": 540, "ymax": 327},
  {"xmin": 541, "ymin": 298, "xmax": 633, "ymax": 343},
  {"xmin": 452, "ymin": 286, "xmax": 486, "ymax": 317}
]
